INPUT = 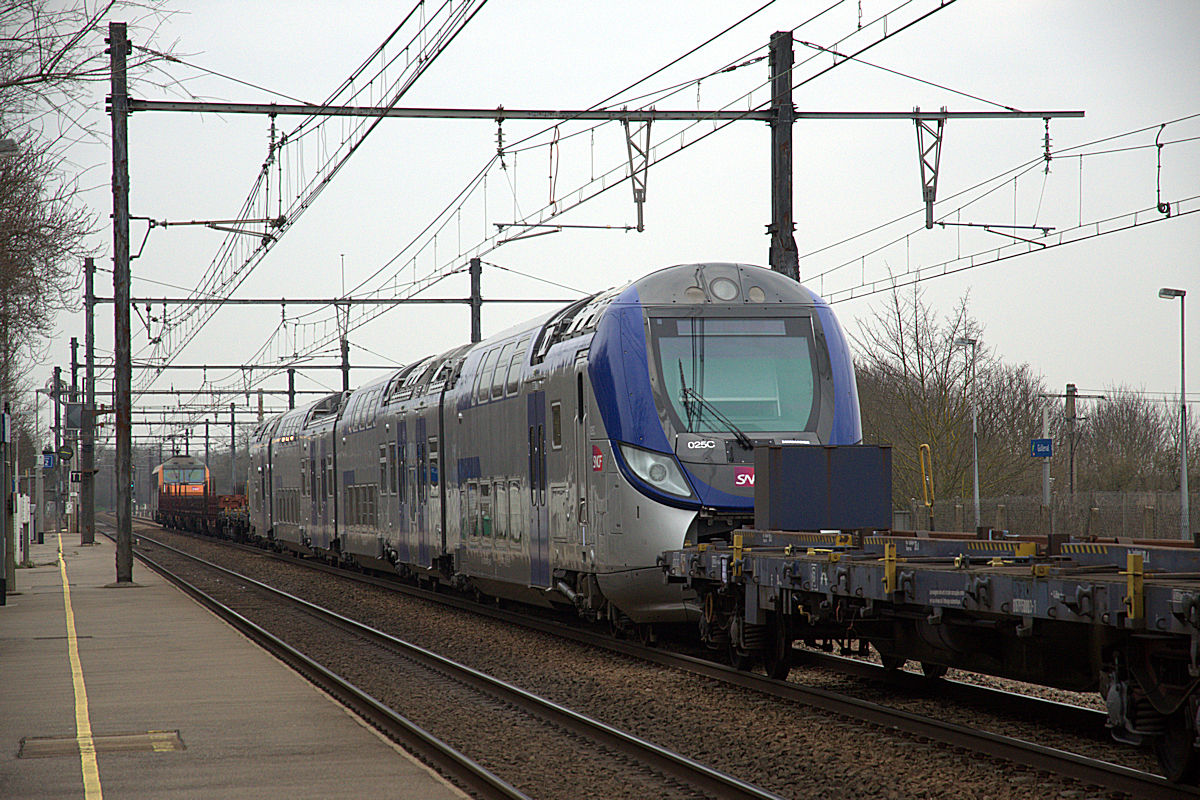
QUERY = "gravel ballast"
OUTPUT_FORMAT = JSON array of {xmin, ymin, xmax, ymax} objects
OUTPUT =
[{"xmin": 135, "ymin": 524, "xmax": 1165, "ymax": 799}]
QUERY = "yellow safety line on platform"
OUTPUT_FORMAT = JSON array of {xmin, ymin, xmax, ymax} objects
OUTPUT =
[{"xmin": 58, "ymin": 533, "xmax": 103, "ymax": 800}]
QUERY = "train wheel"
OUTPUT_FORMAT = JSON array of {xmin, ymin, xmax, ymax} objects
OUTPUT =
[
  {"xmin": 920, "ymin": 661, "xmax": 948, "ymax": 680},
  {"xmin": 727, "ymin": 641, "xmax": 754, "ymax": 671},
  {"xmin": 763, "ymin": 618, "xmax": 792, "ymax": 680},
  {"xmin": 1155, "ymin": 709, "xmax": 1200, "ymax": 784},
  {"xmin": 880, "ymin": 654, "xmax": 905, "ymax": 671},
  {"xmin": 637, "ymin": 623, "xmax": 657, "ymax": 647}
]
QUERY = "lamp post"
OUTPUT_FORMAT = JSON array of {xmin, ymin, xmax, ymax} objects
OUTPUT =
[
  {"xmin": 954, "ymin": 337, "xmax": 980, "ymax": 532},
  {"xmin": 1159, "ymin": 287, "xmax": 1188, "ymax": 541}
]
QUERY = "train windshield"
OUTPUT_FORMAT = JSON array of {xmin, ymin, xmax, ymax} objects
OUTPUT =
[
  {"xmin": 650, "ymin": 316, "xmax": 818, "ymax": 433},
  {"xmin": 164, "ymin": 467, "xmax": 206, "ymax": 484}
]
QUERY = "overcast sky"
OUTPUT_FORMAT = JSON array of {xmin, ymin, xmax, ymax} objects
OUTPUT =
[{"xmin": 38, "ymin": 0, "xmax": 1200, "ymax": 444}]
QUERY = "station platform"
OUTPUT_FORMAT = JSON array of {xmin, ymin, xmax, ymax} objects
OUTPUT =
[{"xmin": 0, "ymin": 532, "xmax": 467, "ymax": 800}]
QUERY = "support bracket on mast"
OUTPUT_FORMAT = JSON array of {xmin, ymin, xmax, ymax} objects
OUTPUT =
[
  {"xmin": 915, "ymin": 106, "xmax": 946, "ymax": 229},
  {"xmin": 622, "ymin": 115, "xmax": 651, "ymax": 232}
]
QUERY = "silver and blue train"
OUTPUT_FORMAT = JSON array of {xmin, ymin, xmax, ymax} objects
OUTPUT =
[{"xmin": 246, "ymin": 262, "xmax": 861, "ymax": 625}]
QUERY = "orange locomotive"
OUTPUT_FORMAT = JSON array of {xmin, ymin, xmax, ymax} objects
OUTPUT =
[{"xmin": 151, "ymin": 454, "xmax": 247, "ymax": 536}]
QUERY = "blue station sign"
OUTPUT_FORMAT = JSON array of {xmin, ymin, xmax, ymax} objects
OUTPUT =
[
  {"xmin": 42, "ymin": 453, "xmax": 56, "ymax": 469},
  {"xmin": 1030, "ymin": 438, "xmax": 1053, "ymax": 458}
]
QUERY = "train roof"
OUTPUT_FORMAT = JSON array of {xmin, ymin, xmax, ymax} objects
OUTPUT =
[{"xmin": 153, "ymin": 453, "xmax": 207, "ymax": 471}]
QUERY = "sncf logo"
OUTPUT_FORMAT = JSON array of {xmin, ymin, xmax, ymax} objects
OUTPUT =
[
  {"xmin": 734, "ymin": 466, "xmax": 755, "ymax": 487},
  {"xmin": 686, "ymin": 439, "xmax": 717, "ymax": 449}
]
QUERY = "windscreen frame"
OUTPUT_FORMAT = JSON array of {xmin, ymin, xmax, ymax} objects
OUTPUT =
[{"xmin": 643, "ymin": 305, "xmax": 823, "ymax": 437}]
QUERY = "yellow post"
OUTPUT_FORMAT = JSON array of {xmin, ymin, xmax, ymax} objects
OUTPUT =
[
  {"xmin": 1122, "ymin": 552, "xmax": 1144, "ymax": 621},
  {"xmin": 883, "ymin": 541, "xmax": 897, "ymax": 594}
]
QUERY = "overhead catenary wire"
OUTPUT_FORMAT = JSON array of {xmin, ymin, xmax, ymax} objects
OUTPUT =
[
  {"xmin": 140, "ymin": 0, "xmax": 955, "ymax": 404},
  {"xmin": 806, "ymin": 112, "xmax": 1200, "ymax": 285}
]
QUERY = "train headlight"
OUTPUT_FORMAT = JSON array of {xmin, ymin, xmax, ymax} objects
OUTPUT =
[{"xmin": 618, "ymin": 443, "xmax": 693, "ymax": 498}]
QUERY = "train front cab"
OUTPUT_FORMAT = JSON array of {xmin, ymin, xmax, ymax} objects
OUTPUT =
[{"xmin": 585, "ymin": 263, "xmax": 861, "ymax": 624}]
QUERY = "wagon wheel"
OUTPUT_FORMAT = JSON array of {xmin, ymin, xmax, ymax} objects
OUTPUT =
[
  {"xmin": 762, "ymin": 618, "xmax": 792, "ymax": 680},
  {"xmin": 727, "ymin": 640, "xmax": 755, "ymax": 671},
  {"xmin": 1155, "ymin": 708, "xmax": 1200, "ymax": 784},
  {"xmin": 880, "ymin": 654, "xmax": 906, "ymax": 671},
  {"xmin": 920, "ymin": 661, "xmax": 948, "ymax": 680}
]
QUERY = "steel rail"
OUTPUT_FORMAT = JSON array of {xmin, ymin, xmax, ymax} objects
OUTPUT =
[
  {"xmin": 132, "ymin": 519, "xmax": 1197, "ymax": 798},
  {"xmin": 194, "ymin": 531, "xmax": 1108, "ymax": 733},
  {"xmin": 125, "ymin": 529, "xmax": 786, "ymax": 800},
  {"xmin": 101, "ymin": 528, "xmax": 529, "ymax": 800},
  {"xmin": 789, "ymin": 650, "xmax": 1110, "ymax": 739}
]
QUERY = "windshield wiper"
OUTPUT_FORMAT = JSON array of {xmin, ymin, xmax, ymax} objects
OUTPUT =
[
  {"xmin": 678, "ymin": 360, "xmax": 696, "ymax": 432},
  {"xmin": 679, "ymin": 382, "xmax": 754, "ymax": 450}
]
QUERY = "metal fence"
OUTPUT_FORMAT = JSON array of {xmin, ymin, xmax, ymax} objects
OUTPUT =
[{"xmin": 894, "ymin": 491, "xmax": 1197, "ymax": 541}]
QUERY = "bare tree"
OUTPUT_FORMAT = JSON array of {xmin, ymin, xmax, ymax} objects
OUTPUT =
[
  {"xmin": 1068, "ymin": 387, "xmax": 1176, "ymax": 492},
  {"xmin": 854, "ymin": 284, "xmax": 1046, "ymax": 512},
  {"xmin": 1, "ymin": 0, "xmax": 171, "ymax": 442}
]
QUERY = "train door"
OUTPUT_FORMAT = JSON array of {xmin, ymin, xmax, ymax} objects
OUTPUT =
[
  {"xmin": 395, "ymin": 419, "xmax": 410, "ymax": 562},
  {"xmin": 527, "ymin": 390, "xmax": 550, "ymax": 587},
  {"xmin": 428, "ymin": 432, "xmax": 440, "ymax": 555},
  {"xmin": 573, "ymin": 360, "xmax": 590, "ymax": 551},
  {"xmin": 308, "ymin": 443, "xmax": 317, "ymax": 528},
  {"xmin": 416, "ymin": 416, "xmax": 429, "ymax": 566},
  {"xmin": 266, "ymin": 440, "xmax": 274, "ymax": 535}
]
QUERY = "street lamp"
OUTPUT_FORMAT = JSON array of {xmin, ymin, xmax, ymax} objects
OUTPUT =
[
  {"xmin": 954, "ymin": 337, "xmax": 981, "ymax": 532},
  {"xmin": 1159, "ymin": 287, "xmax": 1188, "ymax": 541}
]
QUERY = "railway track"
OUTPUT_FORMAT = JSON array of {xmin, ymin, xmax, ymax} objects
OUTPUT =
[
  {"xmin": 112, "ymin": 525, "xmax": 785, "ymax": 800},
  {"xmin": 123, "ymin": 514, "xmax": 1200, "ymax": 800}
]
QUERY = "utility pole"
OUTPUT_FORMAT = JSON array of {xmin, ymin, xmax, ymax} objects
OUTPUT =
[
  {"xmin": 1042, "ymin": 404, "xmax": 1052, "ymax": 533},
  {"xmin": 1065, "ymin": 383, "xmax": 1079, "ymax": 497},
  {"xmin": 229, "ymin": 403, "xmax": 236, "ymax": 494},
  {"xmin": 287, "ymin": 368, "xmax": 295, "ymax": 410},
  {"xmin": 768, "ymin": 31, "xmax": 799, "ymax": 282},
  {"xmin": 1061, "ymin": 383, "xmax": 1105, "ymax": 498},
  {"xmin": 204, "ymin": 420, "xmax": 209, "ymax": 468},
  {"xmin": 82, "ymin": 257, "xmax": 95, "ymax": 546},
  {"xmin": 1, "ymin": 402, "xmax": 8, "ymax": 604},
  {"xmin": 53, "ymin": 366, "xmax": 62, "ymax": 531},
  {"xmin": 339, "ymin": 324, "xmax": 350, "ymax": 392},
  {"xmin": 469, "ymin": 257, "xmax": 482, "ymax": 343},
  {"xmin": 109, "ymin": 21, "xmax": 133, "ymax": 584},
  {"xmin": 70, "ymin": 338, "xmax": 79, "ymax": 402}
]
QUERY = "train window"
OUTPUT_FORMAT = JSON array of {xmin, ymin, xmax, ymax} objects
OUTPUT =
[
  {"xmin": 493, "ymin": 481, "xmax": 507, "ymax": 539},
  {"xmin": 428, "ymin": 437, "xmax": 439, "ymax": 487},
  {"xmin": 490, "ymin": 342, "xmax": 515, "ymax": 399},
  {"xmin": 505, "ymin": 337, "xmax": 530, "ymax": 395},
  {"xmin": 310, "ymin": 458, "xmax": 318, "ymax": 501},
  {"xmin": 326, "ymin": 457, "xmax": 334, "ymax": 498},
  {"xmin": 551, "ymin": 402, "xmax": 562, "ymax": 450},
  {"xmin": 379, "ymin": 445, "xmax": 387, "ymax": 493},
  {"xmin": 475, "ymin": 349, "xmax": 498, "ymax": 403},
  {"xmin": 528, "ymin": 426, "xmax": 536, "ymax": 504},
  {"xmin": 508, "ymin": 481, "xmax": 522, "ymax": 542},
  {"xmin": 300, "ymin": 458, "xmax": 308, "ymax": 496},
  {"xmin": 480, "ymin": 483, "xmax": 492, "ymax": 537},
  {"xmin": 366, "ymin": 390, "xmax": 379, "ymax": 425},
  {"xmin": 538, "ymin": 424, "xmax": 546, "ymax": 503},
  {"xmin": 398, "ymin": 440, "xmax": 407, "ymax": 499},
  {"xmin": 387, "ymin": 443, "xmax": 397, "ymax": 495},
  {"xmin": 467, "ymin": 482, "xmax": 479, "ymax": 537},
  {"xmin": 577, "ymin": 373, "xmax": 585, "ymax": 422}
]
